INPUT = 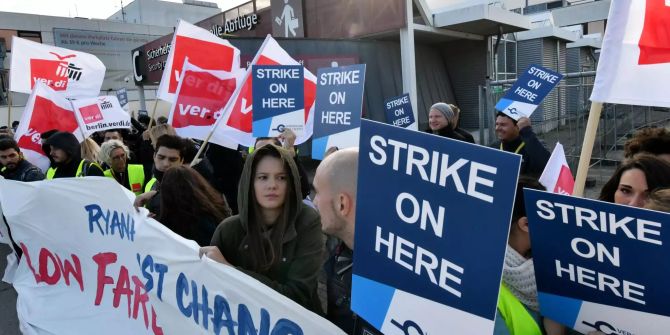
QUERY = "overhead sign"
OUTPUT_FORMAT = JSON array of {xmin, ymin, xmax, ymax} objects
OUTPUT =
[
  {"xmin": 210, "ymin": 14, "xmax": 259, "ymax": 37},
  {"xmin": 271, "ymin": 0, "xmax": 304, "ymax": 38},
  {"xmin": 251, "ymin": 64, "xmax": 305, "ymax": 137},
  {"xmin": 0, "ymin": 178, "xmax": 346, "ymax": 335},
  {"xmin": 495, "ymin": 64, "xmax": 563, "ymax": 120},
  {"xmin": 525, "ymin": 189, "xmax": 670, "ymax": 335},
  {"xmin": 311, "ymin": 64, "xmax": 366, "ymax": 160},
  {"xmin": 352, "ymin": 119, "xmax": 522, "ymax": 334},
  {"xmin": 383, "ymin": 93, "xmax": 415, "ymax": 128}
]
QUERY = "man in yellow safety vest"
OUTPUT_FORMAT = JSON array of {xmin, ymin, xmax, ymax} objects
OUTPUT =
[{"xmin": 44, "ymin": 131, "xmax": 104, "ymax": 179}]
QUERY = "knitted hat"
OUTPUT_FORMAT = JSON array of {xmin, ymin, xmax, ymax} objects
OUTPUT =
[{"xmin": 430, "ymin": 102, "xmax": 455, "ymax": 124}]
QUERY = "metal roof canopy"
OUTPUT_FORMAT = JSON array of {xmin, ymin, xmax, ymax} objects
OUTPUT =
[
  {"xmin": 516, "ymin": 26, "xmax": 580, "ymax": 42},
  {"xmin": 432, "ymin": 3, "xmax": 531, "ymax": 35}
]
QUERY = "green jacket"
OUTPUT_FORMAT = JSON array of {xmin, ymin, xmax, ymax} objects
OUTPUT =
[{"xmin": 211, "ymin": 145, "xmax": 324, "ymax": 315}]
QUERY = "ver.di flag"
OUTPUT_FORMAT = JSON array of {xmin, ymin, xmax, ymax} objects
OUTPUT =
[
  {"xmin": 590, "ymin": 0, "xmax": 670, "ymax": 107},
  {"xmin": 156, "ymin": 20, "xmax": 241, "ymax": 103},
  {"xmin": 217, "ymin": 35, "xmax": 316, "ymax": 147},
  {"xmin": 9, "ymin": 36, "xmax": 105, "ymax": 98},
  {"xmin": 167, "ymin": 59, "xmax": 242, "ymax": 149},
  {"xmin": 13, "ymin": 82, "xmax": 82, "ymax": 172},
  {"xmin": 539, "ymin": 142, "xmax": 574, "ymax": 195},
  {"xmin": 71, "ymin": 96, "xmax": 131, "ymax": 139}
]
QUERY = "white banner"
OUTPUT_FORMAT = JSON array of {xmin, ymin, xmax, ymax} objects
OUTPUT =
[
  {"xmin": 0, "ymin": 178, "xmax": 344, "ymax": 335},
  {"xmin": 72, "ymin": 96, "xmax": 131, "ymax": 139},
  {"xmin": 9, "ymin": 36, "xmax": 106, "ymax": 98}
]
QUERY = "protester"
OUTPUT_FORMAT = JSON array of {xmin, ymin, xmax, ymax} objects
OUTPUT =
[
  {"xmin": 312, "ymin": 148, "xmax": 382, "ymax": 335},
  {"xmin": 645, "ymin": 188, "xmax": 670, "ymax": 213},
  {"xmin": 200, "ymin": 144, "xmax": 323, "ymax": 314},
  {"xmin": 426, "ymin": 102, "xmax": 467, "ymax": 142},
  {"xmin": 598, "ymin": 155, "xmax": 670, "ymax": 208},
  {"xmin": 449, "ymin": 103, "xmax": 475, "ymax": 143},
  {"xmin": 491, "ymin": 112, "xmax": 550, "ymax": 176},
  {"xmin": 148, "ymin": 124, "xmax": 177, "ymax": 148},
  {"xmin": 623, "ymin": 127, "xmax": 670, "ymax": 163},
  {"xmin": 100, "ymin": 140, "xmax": 145, "ymax": 195},
  {"xmin": 254, "ymin": 128, "xmax": 311, "ymax": 199},
  {"xmin": 0, "ymin": 137, "xmax": 44, "ymax": 181},
  {"xmin": 44, "ymin": 131, "xmax": 104, "ymax": 179},
  {"xmin": 103, "ymin": 129, "xmax": 124, "ymax": 143},
  {"xmin": 134, "ymin": 134, "xmax": 185, "ymax": 215},
  {"xmin": 494, "ymin": 176, "xmax": 567, "ymax": 335},
  {"xmin": 206, "ymin": 143, "xmax": 244, "ymax": 215},
  {"xmin": 11, "ymin": 120, "xmax": 19, "ymax": 132},
  {"xmin": 181, "ymin": 138, "xmax": 215, "ymax": 186},
  {"xmin": 159, "ymin": 165, "xmax": 232, "ymax": 246},
  {"xmin": 80, "ymin": 138, "xmax": 102, "ymax": 164},
  {"xmin": 156, "ymin": 116, "xmax": 168, "ymax": 125}
]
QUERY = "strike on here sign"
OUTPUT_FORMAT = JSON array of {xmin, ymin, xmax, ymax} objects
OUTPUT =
[
  {"xmin": 524, "ymin": 189, "xmax": 670, "ymax": 335},
  {"xmin": 251, "ymin": 65, "xmax": 304, "ymax": 137},
  {"xmin": 495, "ymin": 64, "xmax": 563, "ymax": 120},
  {"xmin": 384, "ymin": 93, "xmax": 415, "ymax": 128},
  {"xmin": 311, "ymin": 64, "xmax": 366, "ymax": 160},
  {"xmin": 351, "ymin": 120, "xmax": 522, "ymax": 334}
]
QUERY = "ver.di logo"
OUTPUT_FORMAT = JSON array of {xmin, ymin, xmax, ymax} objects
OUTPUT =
[{"xmin": 30, "ymin": 52, "xmax": 83, "ymax": 91}]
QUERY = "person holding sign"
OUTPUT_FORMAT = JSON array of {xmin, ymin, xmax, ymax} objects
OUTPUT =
[
  {"xmin": 312, "ymin": 148, "xmax": 382, "ymax": 335},
  {"xmin": 426, "ymin": 103, "xmax": 467, "ymax": 142},
  {"xmin": 491, "ymin": 113, "xmax": 550, "ymax": 176},
  {"xmin": 598, "ymin": 155, "xmax": 670, "ymax": 208},
  {"xmin": 201, "ymin": 145, "xmax": 324, "ymax": 314}
]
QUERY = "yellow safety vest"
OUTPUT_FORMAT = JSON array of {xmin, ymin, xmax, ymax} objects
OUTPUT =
[
  {"xmin": 497, "ymin": 284, "xmax": 542, "ymax": 335},
  {"xmin": 104, "ymin": 164, "xmax": 145, "ymax": 195},
  {"xmin": 144, "ymin": 177, "xmax": 157, "ymax": 193},
  {"xmin": 500, "ymin": 142, "xmax": 526, "ymax": 154},
  {"xmin": 46, "ymin": 160, "xmax": 101, "ymax": 180}
]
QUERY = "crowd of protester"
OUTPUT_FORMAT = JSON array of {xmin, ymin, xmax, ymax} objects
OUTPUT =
[{"xmin": 2, "ymin": 103, "xmax": 670, "ymax": 335}]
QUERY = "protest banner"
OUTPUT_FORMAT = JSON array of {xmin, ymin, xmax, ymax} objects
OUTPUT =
[
  {"xmin": 116, "ymin": 88, "xmax": 129, "ymax": 109},
  {"xmin": 525, "ymin": 189, "xmax": 670, "ymax": 334},
  {"xmin": 577, "ymin": 1, "xmax": 670, "ymax": 195},
  {"xmin": 311, "ymin": 64, "xmax": 365, "ymax": 160},
  {"xmin": 352, "ymin": 119, "xmax": 522, "ymax": 334},
  {"xmin": 539, "ymin": 142, "xmax": 574, "ymax": 195},
  {"xmin": 217, "ymin": 35, "xmax": 316, "ymax": 147},
  {"xmin": 0, "ymin": 177, "xmax": 345, "ymax": 335},
  {"xmin": 0, "ymin": 199, "xmax": 19, "ymax": 284},
  {"xmin": 13, "ymin": 82, "xmax": 82, "ymax": 172},
  {"xmin": 156, "ymin": 20, "xmax": 241, "ymax": 103},
  {"xmin": 384, "ymin": 93, "xmax": 415, "ymax": 129},
  {"xmin": 168, "ymin": 60, "xmax": 242, "ymax": 150},
  {"xmin": 9, "ymin": 36, "xmax": 106, "ymax": 98},
  {"xmin": 72, "ymin": 96, "xmax": 131, "ymax": 139},
  {"xmin": 494, "ymin": 64, "xmax": 563, "ymax": 120},
  {"xmin": 251, "ymin": 65, "xmax": 305, "ymax": 137}
]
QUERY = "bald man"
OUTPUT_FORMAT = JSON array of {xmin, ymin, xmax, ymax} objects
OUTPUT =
[{"xmin": 313, "ymin": 148, "xmax": 381, "ymax": 335}]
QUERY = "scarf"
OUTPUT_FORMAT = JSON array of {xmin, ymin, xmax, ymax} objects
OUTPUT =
[{"xmin": 502, "ymin": 246, "xmax": 539, "ymax": 311}]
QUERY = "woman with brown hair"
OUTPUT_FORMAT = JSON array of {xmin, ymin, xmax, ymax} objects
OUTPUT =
[
  {"xmin": 159, "ymin": 165, "xmax": 232, "ymax": 246},
  {"xmin": 200, "ymin": 144, "xmax": 324, "ymax": 314},
  {"xmin": 598, "ymin": 154, "xmax": 670, "ymax": 208}
]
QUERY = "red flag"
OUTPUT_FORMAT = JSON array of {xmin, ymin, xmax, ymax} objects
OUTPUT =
[{"xmin": 539, "ymin": 143, "xmax": 574, "ymax": 195}]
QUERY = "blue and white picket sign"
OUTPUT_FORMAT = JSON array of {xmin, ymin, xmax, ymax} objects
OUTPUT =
[
  {"xmin": 384, "ymin": 93, "xmax": 415, "ymax": 128},
  {"xmin": 495, "ymin": 64, "xmax": 563, "ymax": 120},
  {"xmin": 311, "ymin": 64, "xmax": 366, "ymax": 160},
  {"xmin": 352, "ymin": 119, "xmax": 522, "ymax": 334},
  {"xmin": 252, "ymin": 65, "xmax": 304, "ymax": 137},
  {"xmin": 524, "ymin": 189, "xmax": 670, "ymax": 335},
  {"xmin": 116, "ymin": 87, "xmax": 128, "ymax": 107}
]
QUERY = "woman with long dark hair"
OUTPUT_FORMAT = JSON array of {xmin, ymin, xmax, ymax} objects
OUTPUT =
[
  {"xmin": 159, "ymin": 165, "xmax": 232, "ymax": 246},
  {"xmin": 200, "ymin": 145, "xmax": 323, "ymax": 314},
  {"xmin": 598, "ymin": 154, "xmax": 670, "ymax": 208}
]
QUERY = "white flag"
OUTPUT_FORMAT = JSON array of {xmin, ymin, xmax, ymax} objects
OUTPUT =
[
  {"xmin": 10, "ymin": 36, "xmax": 106, "ymax": 98},
  {"xmin": 590, "ymin": 0, "xmax": 670, "ymax": 107},
  {"xmin": 71, "ymin": 96, "xmax": 131, "ymax": 139}
]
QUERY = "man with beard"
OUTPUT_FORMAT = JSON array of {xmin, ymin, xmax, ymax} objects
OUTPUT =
[
  {"xmin": 44, "ymin": 131, "xmax": 104, "ymax": 179},
  {"xmin": 0, "ymin": 137, "xmax": 44, "ymax": 181},
  {"xmin": 134, "ymin": 134, "xmax": 184, "ymax": 216}
]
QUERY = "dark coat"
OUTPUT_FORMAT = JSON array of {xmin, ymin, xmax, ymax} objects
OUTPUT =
[
  {"xmin": 210, "ymin": 145, "xmax": 324, "ymax": 314},
  {"xmin": 1, "ymin": 159, "xmax": 45, "ymax": 181},
  {"xmin": 44, "ymin": 132, "xmax": 104, "ymax": 178},
  {"xmin": 490, "ymin": 126, "xmax": 551, "ymax": 177}
]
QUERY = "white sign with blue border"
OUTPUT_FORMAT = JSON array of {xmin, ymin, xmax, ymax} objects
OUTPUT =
[
  {"xmin": 384, "ymin": 93, "xmax": 415, "ymax": 128},
  {"xmin": 311, "ymin": 64, "xmax": 366, "ymax": 160},
  {"xmin": 252, "ymin": 65, "xmax": 304, "ymax": 137},
  {"xmin": 352, "ymin": 119, "xmax": 522, "ymax": 334},
  {"xmin": 525, "ymin": 189, "xmax": 670, "ymax": 335},
  {"xmin": 495, "ymin": 64, "xmax": 563, "ymax": 120}
]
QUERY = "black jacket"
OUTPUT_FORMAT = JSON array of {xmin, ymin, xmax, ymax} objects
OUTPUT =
[
  {"xmin": 425, "ymin": 126, "xmax": 468, "ymax": 142},
  {"xmin": 490, "ymin": 126, "xmax": 550, "ymax": 177},
  {"xmin": 1, "ymin": 159, "xmax": 45, "ymax": 182},
  {"xmin": 455, "ymin": 126, "xmax": 475, "ymax": 144},
  {"xmin": 44, "ymin": 132, "xmax": 104, "ymax": 178}
]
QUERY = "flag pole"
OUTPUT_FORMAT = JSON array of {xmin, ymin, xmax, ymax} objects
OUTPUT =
[
  {"xmin": 190, "ymin": 131, "xmax": 213, "ymax": 168},
  {"xmin": 148, "ymin": 98, "xmax": 159, "ymax": 128},
  {"xmin": 573, "ymin": 101, "xmax": 603, "ymax": 197}
]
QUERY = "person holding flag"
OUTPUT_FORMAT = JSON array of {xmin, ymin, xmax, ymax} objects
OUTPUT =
[
  {"xmin": 491, "ymin": 113, "xmax": 550, "ymax": 176},
  {"xmin": 44, "ymin": 131, "xmax": 104, "ymax": 179}
]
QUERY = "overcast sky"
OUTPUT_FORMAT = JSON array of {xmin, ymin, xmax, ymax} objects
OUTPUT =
[{"xmin": 0, "ymin": 0, "xmax": 248, "ymax": 20}]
